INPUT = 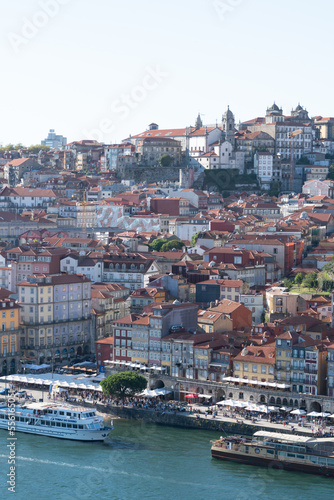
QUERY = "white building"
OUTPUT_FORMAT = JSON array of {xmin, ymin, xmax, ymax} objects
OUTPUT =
[
  {"xmin": 240, "ymin": 292, "xmax": 264, "ymax": 324},
  {"xmin": 60, "ymin": 254, "xmax": 103, "ymax": 283},
  {"xmin": 254, "ymin": 152, "xmax": 273, "ymax": 190}
]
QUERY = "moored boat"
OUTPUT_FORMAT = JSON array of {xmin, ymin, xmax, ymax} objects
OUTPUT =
[
  {"xmin": 211, "ymin": 431, "xmax": 334, "ymax": 477},
  {"xmin": 0, "ymin": 402, "xmax": 113, "ymax": 441}
]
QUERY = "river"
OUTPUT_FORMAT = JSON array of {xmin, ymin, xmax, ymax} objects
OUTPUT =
[{"xmin": 0, "ymin": 418, "xmax": 333, "ymax": 500}]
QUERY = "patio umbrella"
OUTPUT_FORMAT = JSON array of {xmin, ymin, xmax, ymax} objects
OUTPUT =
[
  {"xmin": 185, "ymin": 393, "xmax": 198, "ymax": 399},
  {"xmin": 280, "ymin": 407, "xmax": 292, "ymax": 412},
  {"xmin": 268, "ymin": 406, "xmax": 279, "ymax": 411},
  {"xmin": 234, "ymin": 401, "xmax": 248, "ymax": 408},
  {"xmin": 257, "ymin": 406, "xmax": 270, "ymax": 413},
  {"xmin": 60, "ymin": 381, "xmax": 70, "ymax": 387},
  {"xmin": 220, "ymin": 399, "xmax": 237, "ymax": 406},
  {"xmin": 245, "ymin": 404, "xmax": 258, "ymax": 411},
  {"xmin": 307, "ymin": 411, "xmax": 320, "ymax": 417},
  {"xmin": 317, "ymin": 412, "xmax": 331, "ymax": 418},
  {"xmin": 290, "ymin": 409, "xmax": 306, "ymax": 415}
]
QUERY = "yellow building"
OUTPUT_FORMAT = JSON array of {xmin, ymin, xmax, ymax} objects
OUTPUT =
[
  {"xmin": 233, "ymin": 344, "xmax": 275, "ymax": 383},
  {"xmin": 0, "ymin": 298, "xmax": 21, "ymax": 375},
  {"xmin": 197, "ymin": 309, "xmax": 233, "ymax": 334}
]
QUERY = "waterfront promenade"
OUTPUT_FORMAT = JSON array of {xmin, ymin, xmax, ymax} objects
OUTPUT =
[{"xmin": 1, "ymin": 380, "xmax": 331, "ymax": 437}]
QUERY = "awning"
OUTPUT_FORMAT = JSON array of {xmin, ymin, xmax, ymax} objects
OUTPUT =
[{"xmin": 222, "ymin": 376, "xmax": 291, "ymax": 389}]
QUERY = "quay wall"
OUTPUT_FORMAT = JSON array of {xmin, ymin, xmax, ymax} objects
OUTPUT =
[{"xmin": 95, "ymin": 404, "xmax": 312, "ymax": 437}]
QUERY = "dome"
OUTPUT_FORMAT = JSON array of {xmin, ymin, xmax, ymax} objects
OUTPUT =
[
  {"xmin": 300, "ymin": 211, "xmax": 309, "ymax": 219},
  {"xmin": 224, "ymin": 105, "xmax": 234, "ymax": 119},
  {"xmin": 267, "ymin": 102, "xmax": 281, "ymax": 113}
]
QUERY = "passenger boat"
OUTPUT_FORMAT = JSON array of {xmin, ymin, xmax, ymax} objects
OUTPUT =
[
  {"xmin": 0, "ymin": 402, "xmax": 113, "ymax": 441},
  {"xmin": 211, "ymin": 431, "xmax": 334, "ymax": 477}
]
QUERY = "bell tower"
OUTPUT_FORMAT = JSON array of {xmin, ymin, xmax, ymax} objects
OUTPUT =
[{"xmin": 222, "ymin": 106, "xmax": 235, "ymax": 147}]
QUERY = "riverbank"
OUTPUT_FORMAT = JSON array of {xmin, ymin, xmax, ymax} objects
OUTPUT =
[
  {"xmin": 94, "ymin": 403, "xmax": 321, "ymax": 437},
  {"xmin": 0, "ymin": 380, "xmax": 327, "ymax": 437}
]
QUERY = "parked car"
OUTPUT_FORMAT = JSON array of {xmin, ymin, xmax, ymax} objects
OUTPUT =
[
  {"xmin": 0, "ymin": 388, "xmax": 10, "ymax": 395},
  {"xmin": 16, "ymin": 390, "xmax": 27, "ymax": 398}
]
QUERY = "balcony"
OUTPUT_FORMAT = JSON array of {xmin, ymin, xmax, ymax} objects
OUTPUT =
[{"xmin": 304, "ymin": 367, "xmax": 318, "ymax": 374}]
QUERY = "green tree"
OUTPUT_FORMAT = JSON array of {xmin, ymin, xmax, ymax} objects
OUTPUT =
[
  {"xmin": 100, "ymin": 371, "xmax": 147, "ymax": 400},
  {"xmin": 149, "ymin": 238, "xmax": 168, "ymax": 252},
  {"xmin": 296, "ymin": 156, "xmax": 310, "ymax": 165},
  {"xmin": 327, "ymin": 165, "xmax": 334, "ymax": 181},
  {"xmin": 294, "ymin": 272, "xmax": 304, "ymax": 284},
  {"xmin": 160, "ymin": 240, "xmax": 184, "ymax": 252},
  {"xmin": 269, "ymin": 181, "xmax": 281, "ymax": 197},
  {"xmin": 158, "ymin": 154, "xmax": 172, "ymax": 167},
  {"xmin": 28, "ymin": 144, "xmax": 50, "ymax": 154},
  {"xmin": 282, "ymin": 277, "xmax": 294, "ymax": 290},
  {"xmin": 302, "ymin": 272, "xmax": 318, "ymax": 289},
  {"xmin": 191, "ymin": 231, "xmax": 201, "ymax": 247}
]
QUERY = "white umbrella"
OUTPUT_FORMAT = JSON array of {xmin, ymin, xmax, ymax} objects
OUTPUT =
[
  {"xmin": 268, "ymin": 406, "xmax": 279, "ymax": 411},
  {"xmin": 317, "ymin": 412, "xmax": 331, "ymax": 418},
  {"xmin": 257, "ymin": 405, "xmax": 270, "ymax": 413},
  {"xmin": 60, "ymin": 381, "xmax": 70, "ymax": 387},
  {"xmin": 290, "ymin": 409, "xmax": 306, "ymax": 415},
  {"xmin": 234, "ymin": 401, "xmax": 248, "ymax": 408},
  {"xmin": 221, "ymin": 399, "xmax": 239, "ymax": 407},
  {"xmin": 280, "ymin": 407, "xmax": 292, "ymax": 412},
  {"xmin": 245, "ymin": 404, "xmax": 258, "ymax": 411},
  {"xmin": 140, "ymin": 389, "xmax": 157, "ymax": 398},
  {"xmin": 307, "ymin": 411, "xmax": 320, "ymax": 417}
]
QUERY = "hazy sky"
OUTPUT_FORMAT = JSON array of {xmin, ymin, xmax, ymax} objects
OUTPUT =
[{"xmin": 1, "ymin": 0, "xmax": 333, "ymax": 146}]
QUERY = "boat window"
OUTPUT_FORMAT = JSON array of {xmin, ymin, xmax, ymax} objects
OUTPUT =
[
  {"xmin": 59, "ymin": 411, "xmax": 64, "ymax": 415},
  {"xmin": 79, "ymin": 425, "xmax": 84, "ymax": 429},
  {"xmin": 66, "ymin": 412, "xmax": 72, "ymax": 416},
  {"xmin": 62, "ymin": 423, "xmax": 66, "ymax": 427},
  {"xmin": 51, "ymin": 422, "xmax": 55, "ymax": 426},
  {"xmin": 20, "ymin": 417, "xmax": 24, "ymax": 422},
  {"xmin": 296, "ymin": 455, "xmax": 304, "ymax": 459},
  {"xmin": 56, "ymin": 422, "xmax": 61, "ymax": 427},
  {"xmin": 67, "ymin": 424, "xmax": 72, "ymax": 428},
  {"xmin": 0, "ymin": 415, "xmax": 4, "ymax": 419},
  {"xmin": 41, "ymin": 420, "xmax": 45, "ymax": 425},
  {"xmin": 73, "ymin": 424, "xmax": 78, "ymax": 429},
  {"xmin": 46, "ymin": 421, "xmax": 51, "ymax": 426},
  {"xmin": 266, "ymin": 450, "xmax": 274, "ymax": 455},
  {"xmin": 287, "ymin": 453, "xmax": 295, "ymax": 458}
]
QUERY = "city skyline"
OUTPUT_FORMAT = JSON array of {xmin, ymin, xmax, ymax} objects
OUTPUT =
[{"xmin": 1, "ymin": 0, "xmax": 334, "ymax": 146}]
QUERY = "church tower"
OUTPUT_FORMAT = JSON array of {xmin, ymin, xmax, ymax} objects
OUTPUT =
[
  {"xmin": 195, "ymin": 112, "xmax": 203, "ymax": 129},
  {"xmin": 222, "ymin": 106, "xmax": 235, "ymax": 147}
]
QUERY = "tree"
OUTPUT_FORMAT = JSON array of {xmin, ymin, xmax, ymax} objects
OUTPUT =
[
  {"xmin": 327, "ymin": 165, "xmax": 334, "ymax": 181},
  {"xmin": 269, "ymin": 181, "xmax": 281, "ymax": 197},
  {"xmin": 282, "ymin": 277, "xmax": 293, "ymax": 290},
  {"xmin": 296, "ymin": 156, "xmax": 310, "ymax": 165},
  {"xmin": 149, "ymin": 238, "xmax": 168, "ymax": 252},
  {"xmin": 302, "ymin": 272, "xmax": 318, "ymax": 290},
  {"xmin": 158, "ymin": 154, "xmax": 172, "ymax": 167},
  {"xmin": 28, "ymin": 144, "xmax": 50, "ymax": 154},
  {"xmin": 191, "ymin": 231, "xmax": 201, "ymax": 247},
  {"xmin": 294, "ymin": 272, "xmax": 304, "ymax": 284},
  {"xmin": 100, "ymin": 371, "xmax": 147, "ymax": 401},
  {"xmin": 160, "ymin": 240, "xmax": 184, "ymax": 252}
]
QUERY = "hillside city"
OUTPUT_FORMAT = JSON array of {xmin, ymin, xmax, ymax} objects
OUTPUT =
[{"xmin": 1, "ymin": 103, "xmax": 334, "ymax": 409}]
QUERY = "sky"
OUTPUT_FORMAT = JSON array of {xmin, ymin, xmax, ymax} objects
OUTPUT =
[{"xmin": 1, "ymin": 0, "xmax": 334, "ymax": 146}]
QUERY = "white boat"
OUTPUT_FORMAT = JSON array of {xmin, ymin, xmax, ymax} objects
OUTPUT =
[{"xmin": 0, "ymin": 402, "xmax": 113, "ymax": 441}]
